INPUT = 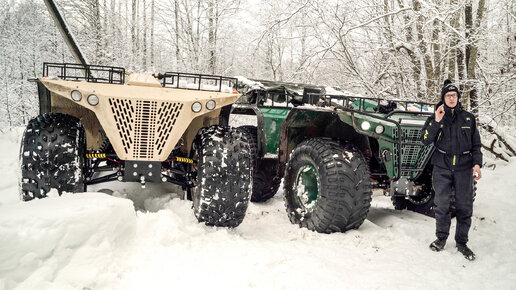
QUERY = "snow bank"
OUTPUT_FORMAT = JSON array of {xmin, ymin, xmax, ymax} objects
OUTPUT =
[{"xmin": 0, "ymin": 193, "xmax": 136, "ymax": 289}]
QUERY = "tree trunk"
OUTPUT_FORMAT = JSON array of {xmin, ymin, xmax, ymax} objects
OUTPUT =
[
  {"xmin": 431, "ymin": 17, "xmax": 442, "ymax": 92},
  {"xmin": 143, "ymin": 0, "xmax": 147, "ymax": 70},
  {"xmin": 174, "ymin": 0, "xmax": 180, "ymax": 69},
  {"xmin": 398, "ymin": 0, "xmax": 421, "ymax": 99},
  {"xmin": 93, "ymin": 0, "xmax": 102, "ymax": 63},
  {"xmin": 448, "ymin": 0, "xmax": 460, "ymax": 80},
  {"xmin": 150, "ymin": 0, "xmax": 155, "ymax": 68},
  {"xmin": 132, "ymin": 0, "xmax": 137, "ymax": 61},
  {"xmin": 208, "ymin": 0, "xmax": 216, "ymax": 74},
  {"xmin": 465, "ymin": 0, "xmax": 486, "ymax": 115},
  {"xmin": 413, "ymin": 0, "xmax": 434, "ymax": 101}
]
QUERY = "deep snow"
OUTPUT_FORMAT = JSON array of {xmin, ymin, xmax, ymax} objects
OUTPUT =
[{"xmin": 0, "ymin": 128, "xmax": 515, "ymax": 289}]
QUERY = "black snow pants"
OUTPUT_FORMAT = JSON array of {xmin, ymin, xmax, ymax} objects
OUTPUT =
[{"xmin": 433, "ymin": 165, "xmax": 474, "ymax": 244}]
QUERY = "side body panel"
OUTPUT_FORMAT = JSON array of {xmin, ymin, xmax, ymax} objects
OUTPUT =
[
  {"xmin": 230, "ymin": 105, "xmax": 266, "ymax": 157},
  {"xmin": 259, "ymin": 107, "xmax": 290, "ymax": 155}
]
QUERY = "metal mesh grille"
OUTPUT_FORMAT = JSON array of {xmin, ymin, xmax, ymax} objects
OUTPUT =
[
  {"xmin": 109, "ymin": 98, "xmax": 182, "ymax": 160},
  {"xmin": 393, "ymin": 127, "xmax": 430, "ymax": 178}
]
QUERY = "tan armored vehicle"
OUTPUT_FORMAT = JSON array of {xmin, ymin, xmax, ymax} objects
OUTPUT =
[
  {"xmin": 20, "ymin": 0, "xmax": 252, "ymax": 228},
  {"xmin": 20, "ymin": 63, "xmax": 252, "ymax": 227}
]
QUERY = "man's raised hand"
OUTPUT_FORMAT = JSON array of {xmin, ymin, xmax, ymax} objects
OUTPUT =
[{"xmin": 435, "ymin": 104, "xmax": 445, "ymax": 122}]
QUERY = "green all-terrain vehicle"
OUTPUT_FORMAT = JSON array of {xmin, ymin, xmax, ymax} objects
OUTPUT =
[
  {"xmin": 18, "ymin": 0, "xmax": 252, "ymax": 228},
  {"xmin": 233, "ymin": 78, "xmax": 438, "ymax": 233}
]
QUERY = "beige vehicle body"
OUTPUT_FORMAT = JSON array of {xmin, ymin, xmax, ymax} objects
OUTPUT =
[{"xmin": 40, "ymin": 73, "xmax": 240, "ymax": 161}]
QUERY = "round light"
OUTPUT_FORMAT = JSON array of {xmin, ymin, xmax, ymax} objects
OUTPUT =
[
  {"xmin": 206, "ymin": 100, "xmax": 216, "ymax": 110},
  {"xmin": 191, "ymin": 102, "xmax": 202, "ymax": 113},
  {"xmin": 360, "ymin": 121, "xmax": 371, "ymax": 131},
  {"xmin": 375, "ymin": 125, "xmax": 385, "ymax": 134},
  {"xmin": 71, "ymin": 90, "xmax": 82, "ymax": 101},
  {"xmin": 87, "ymin": 94, "xmax": 99, "ymax": 106}
]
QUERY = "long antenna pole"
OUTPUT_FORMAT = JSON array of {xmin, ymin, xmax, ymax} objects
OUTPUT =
[{"xmin": 43, "ymin": 0, "xmax": 89, "ymax": 66}]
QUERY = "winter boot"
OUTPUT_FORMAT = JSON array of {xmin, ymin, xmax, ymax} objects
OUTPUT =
[
  {"xmin": 456, "ymin": 243, "xmax": 476, "ymax": 261},
  {"xmin": 429, "ymin": 238, "xmax": 446, "ymax": 252}
]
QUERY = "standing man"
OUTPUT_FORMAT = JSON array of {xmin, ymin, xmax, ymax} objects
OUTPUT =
[{"xmin": 421, "ymin": 79, "xmax": 482, "ymax": 261}]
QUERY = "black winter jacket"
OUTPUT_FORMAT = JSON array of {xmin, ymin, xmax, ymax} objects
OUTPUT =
[{"xmin": 421, "ymin": 101, "xmax": 482, "ymax": 170}]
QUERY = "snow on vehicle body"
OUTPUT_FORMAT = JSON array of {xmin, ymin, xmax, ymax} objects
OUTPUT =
[{"xmin": 233, "ymin": 78, "xmax": 436, "ymax": 233}]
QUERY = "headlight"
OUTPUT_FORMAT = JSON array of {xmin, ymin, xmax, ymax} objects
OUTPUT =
[
  {"xmin": 206, "ymin": 100, "xmax": 216, "ymax": 110},
  {"xmin": 360, "ymin": 121, "xmax": 371, "ymax": 131},
  {"xmin": 71, "ymin": 90, "xmax": 82, "ymax": 101},
  {"xmin": 87, "ymin": 94, "xmax": 99, "ymax": 106},
  {"xmin": 191, "ymin": 102, "xmax": 202, "ymax": 113},
  {"xmin": 375, "ymin": 125, "xmax": 385, "ymax": 134}
]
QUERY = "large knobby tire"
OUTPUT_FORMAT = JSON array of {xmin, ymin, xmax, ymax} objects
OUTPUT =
[
  {"xmin": 391, "ymin": 196, "xmax": 408, "ymax": 210},
  {"xmin": 284, "ymin": 138, "xmax": 372, "ymax": 233},
  {"xmin": 238, "ymin": 126, "xmax": 281, "ymax": 202},
  {"xmin": 193, "ymin": 125, "xmax": 252, "ymax": 227},
  {"xmin": 20, "ymin": 113, "xmax": 86, "ymax": 201},
  {"xmin": 252, "ymin": 159, "xmax": 281, "ymax": 202},
  {"xmin": 406, "ymin": 190, "xmax": 435, "ymax": 216}
]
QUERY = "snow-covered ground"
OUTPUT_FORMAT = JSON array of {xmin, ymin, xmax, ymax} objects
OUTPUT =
[{"xmin": 0, "ymin": 128, "xmax": 515, "ymax": 290}]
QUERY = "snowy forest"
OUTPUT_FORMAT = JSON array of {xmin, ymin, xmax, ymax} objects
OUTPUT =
[{"xmin": 0, "ymin": 0, "xmax": 515, "ymax": 162}]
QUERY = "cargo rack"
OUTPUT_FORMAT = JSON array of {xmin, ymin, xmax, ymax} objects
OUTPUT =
[
  {"xmin": 154, "ymin": 72, "xmax": 238, "ymax": 92},
  {"xmin": 322, "ymin": 95, "xmax": 435, "ymax": 115},
  {"xmin": 42, "ymin": 62, "xmax": 125, "ymax": 84}
]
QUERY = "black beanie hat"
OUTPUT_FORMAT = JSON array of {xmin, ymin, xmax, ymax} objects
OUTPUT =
[{"xmin": 441, "ymin": 79, "xmax": 461, "ymax": 101}]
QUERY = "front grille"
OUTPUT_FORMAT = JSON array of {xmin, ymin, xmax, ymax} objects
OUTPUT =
[
  {"xmin": 393, "ymin": 127, "xmax": 432, "ymax": 178},
  {"xmin": 109, "ymin": 98, "xmax": 183, "ymax": 160},
  {"xmin": 134, "ymin": 100, "xmax": 158, "ymax": 159}
]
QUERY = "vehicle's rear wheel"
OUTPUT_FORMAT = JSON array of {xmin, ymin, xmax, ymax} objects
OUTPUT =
[
  {"xmin": 192, "ymin": 125, "xmax": 252, "ymax": 227},
  {"xmin": 238, "ymin": 126, "xmax": 281, "ymax": 202},
  {"xmin": 392, "ymin": 189, "xmax": 435, "ymax": 217},
  {"xmin": 20, "ymin": 113, "xmax": 86, "ymax": 201},
  {"xmin": 284, "ymin": 138, "xmax": 372, "ymax": 233},
  {"xmin": 391, "ymin": 168, "xmax": 435, "ymax": 216},
  {"xmin": 252, "ymin": 158, "xmax": 281, "ymax": 202},
  {"xmin": 406, "ymin": 188, "xmax": 435, "ymax": 216},
  {"xmin": 391, "ymin": 196, "xmax": 408, "ymax": 210}
]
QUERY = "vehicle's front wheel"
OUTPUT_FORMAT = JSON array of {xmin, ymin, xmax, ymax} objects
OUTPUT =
[
  {"xmin": 284, "ymin": 138, "xmax": 372, "ymax": 233},
  {"xmin": 20, "ymin": 113, "xmax": 86, "ymax": 201},
  {"xmin": 192, "ymin": 125, "xmax": 252, "ymax": 227}
]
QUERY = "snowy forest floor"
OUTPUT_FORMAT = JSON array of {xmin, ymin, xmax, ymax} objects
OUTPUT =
[{"xmin": 0, "ymin": 128, "xmax": 515, "ymax": 290}]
